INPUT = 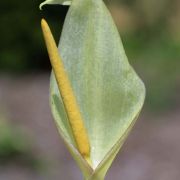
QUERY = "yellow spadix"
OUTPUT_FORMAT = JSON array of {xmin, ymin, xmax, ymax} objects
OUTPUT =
[{"xmin": 41, "ymin": 19, "xmax": 91, "ymax": 164}]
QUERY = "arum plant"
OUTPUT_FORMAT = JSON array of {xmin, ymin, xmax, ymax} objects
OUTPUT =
[{"xmin": 40, "ymin": 0, "xmax": 145, "ymax": 179}]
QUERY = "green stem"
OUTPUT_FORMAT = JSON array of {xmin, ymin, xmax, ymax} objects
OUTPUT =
[
  {"xmin": 83, "ymin": 174, "xmax": 105, "ymax": 180},
  {"xmin": 84, "ymin": 178, "xmax": 104, "ymax": 180}
]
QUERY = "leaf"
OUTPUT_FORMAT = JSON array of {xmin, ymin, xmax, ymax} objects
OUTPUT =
[
  {"xmin": 39, "ymin": 0, "xmax": 71, "ymax": 10},
  {"xmin": 48, "ymin": 0, "xmax": 145, "ymax": 179}
]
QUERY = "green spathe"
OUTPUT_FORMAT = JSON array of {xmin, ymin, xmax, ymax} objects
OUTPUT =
[
  {"xmin": 41, "ymin": 0, "xmax": 145, "ymax": 179},
  {"xmin": 40, "ymin": 0, "xmax": 71, "ymax": 9}
]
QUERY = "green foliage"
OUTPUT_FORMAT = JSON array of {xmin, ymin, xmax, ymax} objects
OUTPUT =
[
  {"xmin": 0, "ymin": 117, "xmax": 41, "ymax": 169},
  {"xmin": 123, "ymin": 31, "xmax": 180, "ymax": 112},
  {"xmin": 0, "ymin": 0, "xmax": 67, "ymax": 72}
]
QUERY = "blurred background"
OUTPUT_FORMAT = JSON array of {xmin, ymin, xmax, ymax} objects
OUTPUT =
[{"xmin": 0, "ymin": 0, "xmax": 180, "ymax": 179}]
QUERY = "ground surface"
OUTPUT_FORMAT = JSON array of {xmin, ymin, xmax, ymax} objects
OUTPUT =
[{"xmin": 0, "ymin": 74, "xmax": 179, "ymax": 180}]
